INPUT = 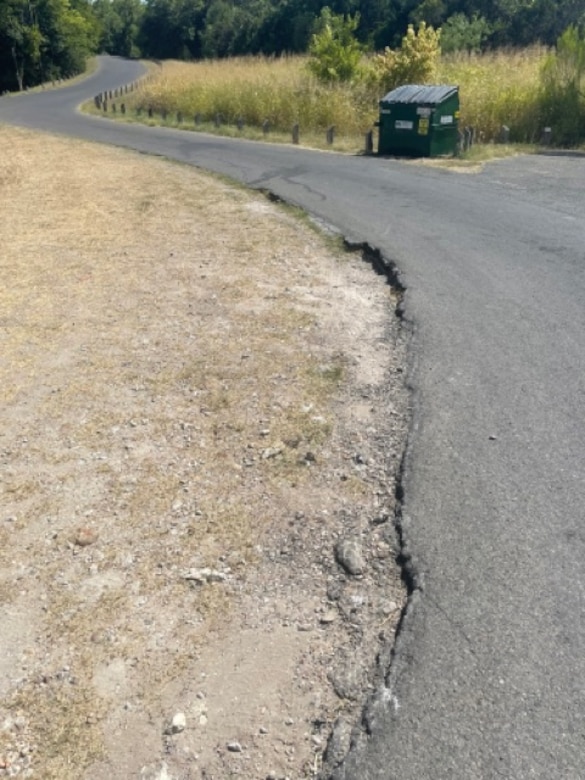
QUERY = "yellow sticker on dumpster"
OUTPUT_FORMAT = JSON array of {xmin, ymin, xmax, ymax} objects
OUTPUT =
[{"xmin": 418, "ymin": 118, "xmax": 429, "ymax": 135}]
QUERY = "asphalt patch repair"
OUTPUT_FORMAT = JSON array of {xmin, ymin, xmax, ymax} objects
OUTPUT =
[{"xmin": 0, "ymin": 125, "xmax": 409, "ymax": 780}]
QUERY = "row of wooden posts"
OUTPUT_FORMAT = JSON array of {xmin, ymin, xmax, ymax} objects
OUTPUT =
[{"xmin": 94, "ymin": 91, "xmax": 375, "ymax": 151}]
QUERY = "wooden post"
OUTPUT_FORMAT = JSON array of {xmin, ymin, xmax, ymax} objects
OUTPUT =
[
  {"xmin": 262, "ymin": 119, "xmax": 270, "ymax": 135},
  {"xmin": 121, "ymin": 103, "xmax": 126, "ymax": 115},
  {"xmin": 177, "ymin": 110, "xmax": 183, "ymax": 123},
  {"xmin": 292, "ymin": 123, "xmax": 299, "ymax": 144},
  {"xmin": 214, "ymin": 113, "xmax": 221, "ymax": 127},
  {"xmin": 112, "ymin": 102, "xmax": 116, "ymax": 113},
  {"xmin": 148, "ymin": 106, "xmax": 153, "ymax": 118},
  {"xmin": 326, "ymin": 125, "xmax": 335, "ymax": 145},
  {"xmin": 237, "ymin": 116, "xmax": 244, "ymax": 131},
  {"xmin": 364, "ymin": 129, "xmax": 374, "ymax": 154},
  {"xmin": 195, "ymin": 113, "xmax": 201, "ymax": 125},
  {"xmin": 161, "ymin": 108, "xmax": 167, "ymax": 120},
  {"xmin": 102, "ymin": 100, "xmax": 108, "ymax": 112}
]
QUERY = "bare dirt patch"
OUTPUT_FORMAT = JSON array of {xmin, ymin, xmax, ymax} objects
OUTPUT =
[{"xmin": 0, "ymin": 126, "xmax": 409, "ymax": 780}]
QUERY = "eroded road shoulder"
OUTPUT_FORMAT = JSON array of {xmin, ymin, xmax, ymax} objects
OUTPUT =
[{"xmin": 0, "ymin": 126, "xmax": 409, "ymax": 780}]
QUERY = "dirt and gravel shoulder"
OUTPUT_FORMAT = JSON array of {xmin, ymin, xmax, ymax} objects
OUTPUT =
[{"xmin": 0, "ymin": 126, "xmax": 409, "ymax": 780}]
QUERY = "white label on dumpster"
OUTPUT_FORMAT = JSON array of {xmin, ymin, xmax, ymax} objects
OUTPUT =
[
  {"xmin": 395, "ymin": 120, "xmax": 413, "ymax": 130},
  {"xmin": 417, "ymin": 107, "xmax": 431, "ymax": 117},
  {"xmin": 440, "ymin": 115, "xmax": 454, "ymax": 124}
]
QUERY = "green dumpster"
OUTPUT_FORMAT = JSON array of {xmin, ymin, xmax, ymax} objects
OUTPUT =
[{"xmin": 377, "ymin": 84, "xmax": 459, "ymax": 157}]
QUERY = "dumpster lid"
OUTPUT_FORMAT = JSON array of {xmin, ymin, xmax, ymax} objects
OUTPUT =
[{"xmin": 380, "ymin": 84, "xmax": 458, "ymax": 105}]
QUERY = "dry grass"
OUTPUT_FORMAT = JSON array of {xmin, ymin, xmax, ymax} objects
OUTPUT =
[
  {"xmin": 438, "ymin": 46, "xmax": 546, "ymax": 141},
  {"xmin": 0, "ymin": 125, "xmax": 404, "ymax": 779},
  {"xmin": 113, "ymin": 56, "xmax": 377, "ymax": 149},
  {"xmin": 99, "ymin": 47, "xmax": 549, "ymax": 151}
]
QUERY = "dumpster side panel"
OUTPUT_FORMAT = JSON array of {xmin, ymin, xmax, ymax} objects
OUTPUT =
[{"xmin": 377, "ymin": 86, "xmax": 459, "ymax": 157}]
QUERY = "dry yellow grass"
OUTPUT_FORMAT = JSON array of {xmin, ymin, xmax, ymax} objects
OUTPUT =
[
  {"xmin": 125, "ymin": 56, "xmax": 377, "ymax": 146},
  {"xmin": 0, "ymin": 125, "xmax": 407, "ymax": 780},
  {"xmin": 108, "ymin": 47, "xmax": 548, "ymax": 148},
  {"xmin": 438, "ymin": 46, "xmax": 546, "ymax": 140}
]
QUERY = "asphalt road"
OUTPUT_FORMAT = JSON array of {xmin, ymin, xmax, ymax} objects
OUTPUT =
[{"xmin": 3, "ymin": 57, "xmax": 585, "ymax": 779}]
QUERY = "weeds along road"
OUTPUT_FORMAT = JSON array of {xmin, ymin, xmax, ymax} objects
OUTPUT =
[{"xmin": 3, "ymin": 56, "xmax": 585, "ymax": 779}]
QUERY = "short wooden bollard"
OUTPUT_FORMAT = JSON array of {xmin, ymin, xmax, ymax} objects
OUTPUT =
[
  {"xmin": 364, "ymin": 129, "xmax": 374, "ymax": 154},
  {"xmin": 237, "ymin": 116, "xmax": 244, "ymax": 131},
  {"xmin": 94, "ymin": 95, "xmax": 101, "ymax": 108},
  {"xmin": 148, "ymin": 106, "xmax": 153, "ymax": 118},
  {"xmin": 194, "ymin": 113, "xmax": 201, "ymax": 125},
  {"xmin": 102, "ymin": 100, "xmax": 108, "ymax": 112},
  {"xmin": 161, "ymin": 108, "xmax": 167, "ymax": 120},
  {"xmin": 121, "ymin": 103, "xmax": 126, "ymax": 115},
  {"xmin": 262, "ymin": 119, "xmax": 270, "ymax": 135},
  {"xmin": 214, "ymin": 113, "xmax": 221, "ymax": 127},
  {"xmin": 326, "ymin": 125, "xmax": 335, "ymax": 145},
  {"xmin": 177, "ymin": 111, "xmax": 183, "ymax": 123},
  {"xmin": 108, "ymin": 90, "xmax": 112, "ymax": 99},
  {"xmin": 112, "ymin": 102, "xmax": 116, "ymax": 113},
  {"xmin": 292, "ymin": 123, "xmax": 299, "ymax": 144}
]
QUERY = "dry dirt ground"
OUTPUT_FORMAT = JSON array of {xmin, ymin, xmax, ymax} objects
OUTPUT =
[{"xmin": 0, "ymin": 126, "xmax": 409, "ymax": 780}]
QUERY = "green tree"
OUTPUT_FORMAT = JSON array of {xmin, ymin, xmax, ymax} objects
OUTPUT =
[
  {"xmin": 0, "ymin": 0, "xmax": 98, "ymax": 91},
  {"xmin": 94, "ymin": 0, "xmax": 142, "ymax": 57},
  {"xmin": 139, "ymin": 0, "xmax": 204, "ymax": 59},
  {"xmin": 307, "ymin": 7, "xmax": 363, "ymax": 82},
  {"xmin": 440, "ymin": 12, "xmax": 491, "ymax": 52}
]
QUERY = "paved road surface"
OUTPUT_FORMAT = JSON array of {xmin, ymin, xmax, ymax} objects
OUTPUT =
[{"xmin": 3, "ymin": 57, "xmax": 585, "ymax": 779}]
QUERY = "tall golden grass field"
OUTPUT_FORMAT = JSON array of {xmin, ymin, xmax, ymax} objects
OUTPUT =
[{"xmin": 130, "ymin": 47, "xmax": 547, "ymax": 145}]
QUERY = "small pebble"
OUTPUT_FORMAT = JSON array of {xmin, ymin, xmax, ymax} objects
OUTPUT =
[
  {"xmin": 169, "ymin": 712, "xmax": 186, "ymax": 734},
  {"xmin": 227, "ymin": 741, "xmax": 242, "ymax": 753}
]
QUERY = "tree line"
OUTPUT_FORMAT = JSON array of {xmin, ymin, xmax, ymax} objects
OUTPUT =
[{"xmin": 2, "ymin": 0, "xmax": 585, "ymax": 93}]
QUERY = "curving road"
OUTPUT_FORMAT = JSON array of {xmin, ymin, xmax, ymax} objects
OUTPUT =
[{"xmin": 3, "ymin": 57, "xmax": 585, "ymax": 779}]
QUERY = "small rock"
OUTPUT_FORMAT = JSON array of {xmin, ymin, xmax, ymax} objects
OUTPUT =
[
  {"xmin": 183, "ymin": 568, "xmax": 226, "ymax": 585},
  {"xmin": 320, "ymin": 610, "xmax": 337, "ymax": 625},
  {"xmin": 227, "ymin": 741, "xmax": 242, "ymax": 753},
  {"xmin": 169, "ymin": 712, "xmax": 186, "ymax": 734},
  {"xmin": 284, "ymin": 717, "xmax": 294, "ymax": 726},
  {"xmin": 72, "ymin": 527, "xmax": 99, "ymax": 547},
  {"xmin": 323, "ymin": 717, "xmax": 352, "ymax": 768},
  {"xmin": 259, "ymin": 726, "xmax": 268, "ymax": 734},
  {"xmin": 262, "ymin": 444, "xmax": 284, "ymax": 459},
  {"xmin": 335, "ymin": 538, "xmax": 365, "ymax": 576}
]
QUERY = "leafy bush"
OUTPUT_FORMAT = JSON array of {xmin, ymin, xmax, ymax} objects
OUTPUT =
[
  {"xmin": 370, "ymin": 23, "xmax": 441, "ymax": 94},
  {"xmin": 539, "ymin": 26, "xmax": 585, "ymax": 146},
  {"xmin": 307, "ymin": 8, "xmax": 362, "ymax": 83}
]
